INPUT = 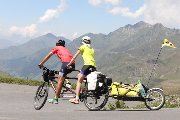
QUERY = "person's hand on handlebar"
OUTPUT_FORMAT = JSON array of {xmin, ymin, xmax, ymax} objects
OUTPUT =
[
  {"xmin": 38, "ymin": 64, "xmax": 44, "ymax": 69},
  {"xmin": 66, "ymin": 64, "xmax": 72, "ymax": 69}
]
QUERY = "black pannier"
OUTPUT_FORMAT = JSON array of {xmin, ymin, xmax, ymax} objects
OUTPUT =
[
  {"xmin": 95, "ymin": 74, "xmax": 112, "ymax": 93},
  {"xmin": 104, "ymin": 77, "xmax": 112, "ymax": 86}
]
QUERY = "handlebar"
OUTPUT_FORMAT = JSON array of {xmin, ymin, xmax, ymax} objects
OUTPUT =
[
  {"xmin": 39, "ymin": 65, "xmax": 80, "ymax": 82},
  {"xmin": 39, "ymin": 65, "xmax": 79, "ymax": 75},
  {"xmin": 39, "ymin": 66, "xmax": 59, "ymax": 74}
]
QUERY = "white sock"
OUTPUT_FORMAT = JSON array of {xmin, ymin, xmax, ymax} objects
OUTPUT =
[{"xmin": 75, "ymin": 96, "xmax": 79, "ymax": 100}]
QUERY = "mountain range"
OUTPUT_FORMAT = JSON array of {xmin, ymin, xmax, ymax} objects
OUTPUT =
[
  {"xmin": 0, "ymin": 39, "xmax": 16, "ymax": 49},
  {"xmin": 0, "ymin": 21, "xmax": 179, "ymax": 93}
]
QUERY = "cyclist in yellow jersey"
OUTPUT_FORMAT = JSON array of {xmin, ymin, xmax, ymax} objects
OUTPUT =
[
  {"xmin": 67, "ymin": 36, "xmax": 96, "ymax": 104},
  {"xmin": 79, "ymin": 42, "xmax": 96, "ymax": 67}
]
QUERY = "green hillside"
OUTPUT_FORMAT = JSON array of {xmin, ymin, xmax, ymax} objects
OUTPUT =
[{"xmin": 0, "ymin": 21, "xmax": 179, "ymax": 94}]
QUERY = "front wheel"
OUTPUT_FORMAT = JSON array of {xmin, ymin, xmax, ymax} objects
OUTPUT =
[
  {"xmin": 34, "ymin": 82, "xmax": 49, "ymax": 110},
  {"xmin": 83, "ymin": 90, "xmax": 109, "ymax": 111},
  {"xmin": 145, "ymin": 88, "xmax": 165, "ymax": 110}
]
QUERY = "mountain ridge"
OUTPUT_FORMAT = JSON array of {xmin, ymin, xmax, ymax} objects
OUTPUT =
[
  {"xmin": 0, "ymin": 21, "xmax": 179, "ymax": 92},
  {"xmin": 0, "ymin": 33, "xmax": 71, "ymax": 60}
]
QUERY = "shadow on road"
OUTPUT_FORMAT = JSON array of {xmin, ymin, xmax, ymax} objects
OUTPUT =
[{"xmin": 76, "ymin": 109, "xmax": 151, "ymax": 112}]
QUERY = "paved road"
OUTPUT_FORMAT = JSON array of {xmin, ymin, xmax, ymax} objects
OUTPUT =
[{"xmin": 0, "ymin": 83, "xmax": 179, "ymax": 120}]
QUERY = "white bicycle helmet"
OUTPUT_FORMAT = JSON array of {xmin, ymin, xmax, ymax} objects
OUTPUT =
[{"xmin": 82, "ymin": 36, "xmax": 91, "ymax": 44}]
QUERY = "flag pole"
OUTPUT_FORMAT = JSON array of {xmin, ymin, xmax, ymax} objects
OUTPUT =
[
  {"xmin": 146, "ymin": 46, "xmax": 163, "ymax": 87},
  {"xmin": 146, "ymin": 39, "xmax": 176, "ymax": 87}
]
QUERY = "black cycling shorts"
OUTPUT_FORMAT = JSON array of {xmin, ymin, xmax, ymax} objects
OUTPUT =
[
  {"xmin": 59, "ymin": 62, "xmax": 75, "ymax": 77},
  {"xmin": 80, "ymin": 65, "xmax": 96, "ymax": 76}
]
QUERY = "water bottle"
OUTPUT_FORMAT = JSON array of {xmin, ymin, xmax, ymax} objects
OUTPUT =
[{"xmin": 137, "ymin": 80, "xmax": 146, "ymax": 97}]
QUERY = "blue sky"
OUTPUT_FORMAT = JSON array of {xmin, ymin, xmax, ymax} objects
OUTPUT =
[{"xmin": 0, "ymin": 0, "xmax": 180, "ymax": 41}]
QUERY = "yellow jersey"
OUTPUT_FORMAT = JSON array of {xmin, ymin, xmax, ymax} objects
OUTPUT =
[{"xmin": 78, "ymin": 45, "xmax": 96, "ymax": 67}]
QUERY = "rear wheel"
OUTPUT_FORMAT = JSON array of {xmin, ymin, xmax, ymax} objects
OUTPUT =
[
  {"xmin": 145, "ymin": 89, "xmax": 165, "ymax": 110},
  {"xmin": 83, "ymin": 90, "xmax": 109, "ymax": 111},
  {"xmin": 34, "ymin": 82, "xmax": 49, "ymax": 110}
]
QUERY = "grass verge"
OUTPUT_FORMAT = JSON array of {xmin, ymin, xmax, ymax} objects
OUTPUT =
[{"xmin": 0, "ymin": 76, "xmax": 43, "ymax": 86}]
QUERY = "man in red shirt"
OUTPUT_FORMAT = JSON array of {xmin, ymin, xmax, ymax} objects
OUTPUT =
[{"xmin": 38, "ymin": 39, "xmax": 75, "ymax": 104}]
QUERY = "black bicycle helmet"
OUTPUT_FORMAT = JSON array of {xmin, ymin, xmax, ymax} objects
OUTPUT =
[{"xmin": 56, "ymin": 39, "xmax": 65, "ymax": 47}]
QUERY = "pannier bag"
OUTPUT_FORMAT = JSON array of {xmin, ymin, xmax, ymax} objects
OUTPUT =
[
  {"xmin": 104, "ymin": 77, "xmax": 112, "ymax": 86},
  {"xmin": 110, "ymin": 81, "xmax": 145, "ymax": 97},
  {"xmin": 87, "ymin": 71, "xmax": 100, "ymax": 90},
  {"xmin": 87, "ymin": 71, "xmax": 112, "ymax": 91}
]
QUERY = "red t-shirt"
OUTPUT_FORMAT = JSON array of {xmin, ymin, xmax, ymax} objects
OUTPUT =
[{"xmin": 51, "ymin": 46, "xmax": 73, "ymax": 62}]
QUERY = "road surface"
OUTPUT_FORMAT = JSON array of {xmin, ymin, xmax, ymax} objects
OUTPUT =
[{"xmin": 0, "ymin": 83, "xmax": 179, "ymax": 120}]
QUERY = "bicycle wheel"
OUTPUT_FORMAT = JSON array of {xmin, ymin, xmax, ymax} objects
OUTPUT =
[
  {"xmin": 83, "ymin": 90, "xmax": 109, "ymax": 111},
  {"xmin": 34, "ymin": 82, "xmax": 49, "ymax": 110},
  {"xmin": 145, "ymin": 88, "xmax": 165, "ymax": 110}
]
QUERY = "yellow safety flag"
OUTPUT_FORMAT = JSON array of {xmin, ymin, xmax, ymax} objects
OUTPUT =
[{"xmin": 161, "ymin": 39, "xmax": 176, "ymax": 48}]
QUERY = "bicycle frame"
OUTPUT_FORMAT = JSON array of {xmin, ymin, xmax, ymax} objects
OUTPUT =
[
  {"xmin": 34, "ymin": 66, "xmax": 110, "ymax": 111},
  {"xmin": 43, "ymin": 67, "xmax": 79, "ymax": 96},
  {"xmin": 34, "ymin": 67, "xmax": 80, "ymax": 110}
]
